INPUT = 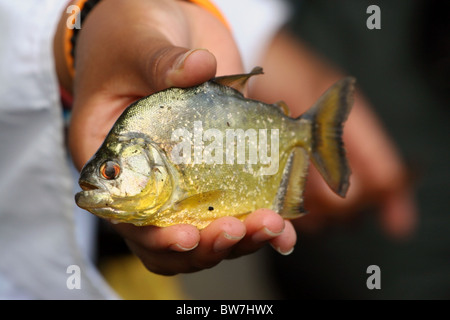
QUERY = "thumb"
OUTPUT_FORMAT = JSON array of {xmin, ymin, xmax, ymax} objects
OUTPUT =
[{"xmin": 137, "ymin": 43, "xmax": 217, "ymax": 92}]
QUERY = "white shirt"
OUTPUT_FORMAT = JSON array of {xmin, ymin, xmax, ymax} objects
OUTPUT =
[
  {"xmin": 214, "ymin": 0, "xmax": 290, "ymax": 70},
  {"xmin": 0, "ymin": 0, "xmax": 117, "ymax": 299}
]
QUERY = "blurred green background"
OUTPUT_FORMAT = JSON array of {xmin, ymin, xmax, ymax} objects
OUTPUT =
[{"xmin": 266, "ymin": 0, "xmax": 450, "ymax": 299}]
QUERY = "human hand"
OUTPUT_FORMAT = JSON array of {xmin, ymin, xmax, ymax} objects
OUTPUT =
[
  {"xmin": 250, "ymin": 31, "xmax": 417, "ymax": 239},
  {"xmin": 54, "ymin": 0, "xmax": 296, "ymax": 275},
  {"xmin": 114, "ymin": 209, "xmax": 296, "ymax": 275},
  {"xmin": 302, "ymin": 94, "xmax": 417, "ymax": 239}
]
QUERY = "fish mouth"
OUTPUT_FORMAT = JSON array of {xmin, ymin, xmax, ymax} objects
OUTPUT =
[
  {"xmin": 79, "ymin": 180, "xmax": 100, "ymax": 191},
  {"xmin": 75, "ymin": 179, "xmax": 110, "ymax": 209},
  {"xmin": 75, "ymin": 197, "xmax": 150, "ymax": 226},
  {"xmin": 88, "ymin": 207, "xmax": 150, "ymax": 225},
  {"xmin": 75, "ymin": 180, "xmax": 153, "ymax": 225}
]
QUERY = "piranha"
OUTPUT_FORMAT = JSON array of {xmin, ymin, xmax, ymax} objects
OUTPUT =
[{"xmin": 75, "ymin": 67, "xmax": 355, "ymax": 229}]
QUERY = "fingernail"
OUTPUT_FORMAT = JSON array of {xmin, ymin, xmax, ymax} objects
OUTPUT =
[
  {"xmin": 170, "ymin": 242, "xmax": 199, "ymax": 252},
  {"xmin": 173, "ymin": 48, "xmax": 208, "ymax": 71},
  {"xmin": 252, "ymin": 227, "xmax": 283, "ymax": 243},
  {"xmin": 213, "ymin": 232, "xmax": 244, "ymax": 253},
  {"xmin": 271, "ymin": 244, "xmax": 294, "ymax": 256}
]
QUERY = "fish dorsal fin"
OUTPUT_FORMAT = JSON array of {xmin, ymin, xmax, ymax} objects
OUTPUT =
[
  {"xmin": 212, "ymin": 66, "xmax": 264, "ymax": 93},
  {"xmin": 273, "ymin": 147, "xmax": 309, "ymax": 219},
  {"xmin": 274, "ymin": 100, "xmax": 291, "ymax": 116}
]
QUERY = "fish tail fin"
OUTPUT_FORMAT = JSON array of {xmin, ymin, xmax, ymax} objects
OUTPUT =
[{"xmin": 300, "ymin": 77, "xmax": 355, "ymax": 197}]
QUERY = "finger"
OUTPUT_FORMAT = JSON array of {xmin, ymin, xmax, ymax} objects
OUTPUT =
[
  {"xmin": 146, "ymin": 217, "xmax": 246, "ymax": 274},
  {"xmin": 244, "ymin": 209, "xmax": 285, "ymax": 242},
  {"xmin": 166, "ymin": 48, "xmax": 217, "ymax": 88},
  {"xmin": 199, "ymin": 216, "xmax": 247, "ymax": 253},
  {"xmin": 228, "ymin": 209, "xmax": 286, "ymax": 258},
  {"xmin": 137, "ymin": 43, "xmax": 217, "ymax": 92},
  {"xmin": 269, "ymin": 220, "xmax": 297, "ymax": 255},
  {"xmin": 112, "ymin": 223, "xmax": 200, "ymax": 252},
  {"xmin": 170, "ymin": 217, "xmax": 246, "ymax": 271}
]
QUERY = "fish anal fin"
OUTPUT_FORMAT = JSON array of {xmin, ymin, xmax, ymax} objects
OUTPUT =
[
  {"xmin": 213, "ymin": 67, "xmax": 264, "ymax": 93},
  {"xmin": 274, "ymin": 100, "xmax": 291, "ymax": 116},
  {"xmin": 273, "ymin": 147, "xmax": 309, "ymax": 219}
]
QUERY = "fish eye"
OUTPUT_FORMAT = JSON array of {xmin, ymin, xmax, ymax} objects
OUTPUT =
[{"xmin": 100, "ymin": 161, "xmax": 121, "ymax": 180}]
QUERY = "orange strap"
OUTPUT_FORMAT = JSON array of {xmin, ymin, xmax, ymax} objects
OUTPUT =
[
  {"xmin": 188, "ymin": 0, "xmax": 229, "ymax": 28},
  {"xmin": 63, "ymin": 0, "xmax": 228, "ymax": 79},
  {"xmin": 64, "ymin": 0, "xmax": 89, "ymax": 78}
]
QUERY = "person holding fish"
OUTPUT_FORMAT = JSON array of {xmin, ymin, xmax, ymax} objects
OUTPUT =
[
  {"xmin": 56, "ymin": 0, "xmax": 412, "ymax": 274},
  {"xmin": 0, "ymin": 0, "xmax": 415, "ymax": 299},
  {"xmin": 57, "ymin": 0, "xmax": 298, "ymax": 276}
]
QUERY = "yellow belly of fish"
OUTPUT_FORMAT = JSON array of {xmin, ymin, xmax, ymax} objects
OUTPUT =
[
  {"xmin": 135, "ymin": 188, "xmax": 274, "ymax": 229},
  {"xmin": 127, "ymin": 147, "xmax": 297, "ymax": 229}
]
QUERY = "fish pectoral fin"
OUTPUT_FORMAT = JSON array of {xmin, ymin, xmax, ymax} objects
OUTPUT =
[
  {"xmin": 273, "ymin": 147, "xmax": 309, "ymax": 219},
  {"xmin": 173, "ymin": 190, "xmax": 226, "ymax": 212},
  {"xmin": 212, "ymin": 67, "xmax": 264, "ymax": 93},
  {"xmin": 169, "ymin": 190, "xmax": 235, "ymax": 229}
]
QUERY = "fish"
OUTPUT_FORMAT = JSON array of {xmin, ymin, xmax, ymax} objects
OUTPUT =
[{"xmin": 75, "ymin": 67, "xmax": 355, "ymax": 229}]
